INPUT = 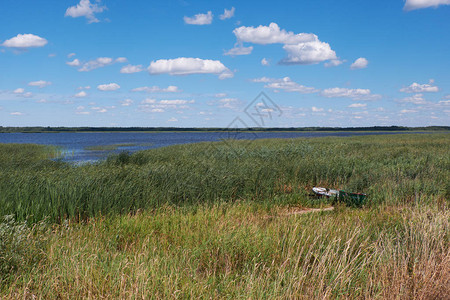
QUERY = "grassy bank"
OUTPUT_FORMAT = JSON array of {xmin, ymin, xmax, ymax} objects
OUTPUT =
[
  {"xmin": 0, "ymin": 134, "xmax": 449, "ymax": 298},
  {"xmin": 0, "ymin": 134, "xmax": 448, "ymax": 224}
]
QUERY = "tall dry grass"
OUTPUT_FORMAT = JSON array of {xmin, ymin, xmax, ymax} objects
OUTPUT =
[{"xmin": 2, "ymin": 204, "xmax": 448, "ymax": 299}]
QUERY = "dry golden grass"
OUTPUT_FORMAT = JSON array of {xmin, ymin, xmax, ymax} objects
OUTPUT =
[{"xmin": 2, "ymin": 203, "xmax": 448, "ymax": 299}]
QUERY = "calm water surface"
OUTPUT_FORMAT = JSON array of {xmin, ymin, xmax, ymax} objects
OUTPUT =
[{"xmin": 0, "ymin": 131, "xmax": 423, "ymax": 163}]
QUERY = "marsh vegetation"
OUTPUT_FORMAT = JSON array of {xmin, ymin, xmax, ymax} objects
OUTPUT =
[{"xmin": 0, "ymin": 134, "xmax": 448, "ymax": 298}]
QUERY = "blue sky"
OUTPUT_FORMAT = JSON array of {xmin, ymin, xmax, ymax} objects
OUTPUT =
[{"xmin": 0, "ymin": 0, "xmax": 449, "ymax": 127}]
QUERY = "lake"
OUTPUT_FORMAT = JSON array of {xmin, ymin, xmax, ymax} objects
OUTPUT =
[{"xmin": 0, "ymin": 131, "xmax": 424, "ymax": 163}]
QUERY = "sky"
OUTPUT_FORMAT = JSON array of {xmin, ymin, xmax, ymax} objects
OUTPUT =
[{"xmin": 0, "ymin": 0, "xmax": 449, "ymax": 128}]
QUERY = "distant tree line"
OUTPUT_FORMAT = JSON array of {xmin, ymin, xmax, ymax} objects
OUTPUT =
[{"xmin": 0, "ymin": 126, "xmax": 448, "ymax": 133}]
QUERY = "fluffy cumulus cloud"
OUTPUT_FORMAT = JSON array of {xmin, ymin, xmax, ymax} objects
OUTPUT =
[
  {"xmin": 220, "ymin": 7, "xmax": 235, "ymax": 20},
  {"xmin": 350, "ymin": 57, "xmax": 369, "ymax": 69},
  {"xmin": 132, "ymin": 86, "xmax": 180, "ymax": 93},
  {"xmin": 97, "ymin": 83, "xmax": 120, "ymax": 91},
  {"xmin": 281, "ymin": 41, "xmax": 337, "ymax": 65},
  {"xmin": 28, "ymin": 80, "xmax": 51, "ymax": 88},
  {"xmin": 261, "ymin": 58, "xmax": 269, "ymax": 66},
  {"xmin": 148, "ymin": 57, "xmax": 233, "ymax": 79},
  {"xmin": 400, "ymin": 80, "xmax": 439, "ymax": 93},
  {"xmin": 321, "ymin": 87, "xmax": 381, "ymax": 100},
  {"xmin": 65, "ymin": 0, "xmax": 106, "ymax": 23},
  {"xmin": 404, "ymin": 0, "xmax": 450, "ymax": 11},
  {"xmin": 2, "ymin": 34, "xmax": 47, "ymax": 48},
  {"xmin": 232, "ymin": 23, "xmax": 337, "ymax": 65},
  {"xmin": 256, "ymin": 77, "xmax": 318, "ymax": 94},
  {"xmin": 224, "ymin": 45, "xmax": 253, "ymax": 56},
  {"xmin": 67, "ymin": 57, "xmax": 127, "ymax": 72},
  {"xmin": 74, "ymin": 91, "xmax": 87, "ymax": 98},
  {"xmin": 184, "ymin": 11, "xmax": 213, "ymax": 25},
  {"xmin": 234, "ymin": 23, "xmax": 316, "ymax": 45},
  {"xmin": 120, "ymin": 64, "xmax": 144, "ymax": 74}
]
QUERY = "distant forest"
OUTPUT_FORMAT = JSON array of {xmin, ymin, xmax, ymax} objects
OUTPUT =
[{"xmin": 0, "ymin": 126, "xmax": 448, "ymax": 133}]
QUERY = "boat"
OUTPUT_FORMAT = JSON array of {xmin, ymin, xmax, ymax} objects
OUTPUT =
[{"xmin": 312, "ymin": 187, "xmax": 367, "ymax": 207}]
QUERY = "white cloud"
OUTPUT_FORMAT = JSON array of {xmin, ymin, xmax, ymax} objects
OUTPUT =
[
  {"xmin": 261, "ymin": 58, "xmax": 269, "ymax": 66},
  {"xmin": 404, "ymin": 0, "xmax": 450, "ymax": 10},
  {"xmin": 184, "ymin": 11, "xmax": 213, "ymax": 25},
  {"xmin": 68, "ymin": 53, "xmax": 76, "ymax": 58},
  {"xmin": 12, "ymin": 88, "xmax": 32, "ymax": 98},
  {"xmin": 251, "ymin": 77, "xmax": 272, "ymax": 83},
  {"xmin": 224, "ymin": 45, "xmax": 253, "ymax": 56},
  {"xmin": 13, "ymin": 88, "xmax": 25, "ymax": 94},
  {"xmin": 232, "ymin": 23, "xmax": 337, "ymax": 65},
  {"xmin": 400, "ymin": 109, "xmax": 418, "ymax": 113},
  {"xmin": 2, "ymin": 34, "xmax": 47, "ymax": 48},
  {"xmin": 148, "ymin": 57, "xmax": 233, "ymax": 79},
  {"xmin": 159, "ymin": 100, "xmax": 194, "ymax": 105},
  {"xmin": 398, "ymin": 93, "xmax": 427, "ymax": 104},
  {"xmin": 348, "ymin": 103, "xmax": 367, "ymax": 108},
  {"xmin": 65, "ymin": 0, "xmax": 106, "ymax": 23},
  {"xmin": 132, "ymin": 86, "xmax": 180, "ymax": 93},
  {"xmin": 115, "ymin": 57, "xmax": 127, "ymax": 63},
  {"xmin": 324, "ymin": 59, "xmax": 344, "ymax": 67},
  {"xmin": 66, "ymin": 59, "xmax": 81, "ymax": 67},
  {"xmin": 168, "ymin": 117, "xmax": 178, "ymax": 122},
  {"xmin": 234, "ymin": 23, "xmax": 316, "ymax": 45},
  {"xmin": 10, "ymin": 112, "xmax": 24, "ymax": 116},
  {"xmin": 220, "ymin": 7, "xmax": 235, "ymax": 20},
  {"xmin": 350, "ymin": 57, "xmax": 368, "ymax": 70},
  {"xmin": 261, "ymin": 77, "xmax": 318, "ymax": 93},
  {"xmin": 97, "ymin": 83, "xmax": 120, "ymax": 91},
  {"xmin": 78, "ymin": 85, "xmax": 91, "ymax": 90},
  {"xmin": 79, "ymin": 57, "xmax": 113, "ymax": 72},
  {"xmin": 438, "ymin": 100, "xmax": 450, "ymax": 105},
  {"xmin": 312, "ymin": 107, "xmax": 324, "ymax": 112},
  {"xmin": 120, "ymin": 99, "xmax": 133, "ymax": 106},
  {"xmin": 321, "ymin": 87, "xmax": 381, "ymax": 100},
  {"xmin": 217, "ymin": 98, "xmax": 241, "ymax": 109},
  {"xmin": 28, "ymin": 80, "xmax": 51, "ymax": 88},
  {"xmin": 120, "ymin": 64, "xmax": 144, "ymax": 74},
  {"xmin": 74, "ymin": 91, "xmax": 87, "ymax": 98},
  {"xmin": 141, "ymin": 98, "xmax": 156, "ymax": 104},
  {"xmin": 281, "ymin": 40, "xmax": 337, "ymax": 65},
  {"xmin": 400, "ymin": 80, "xmax": 439, "ymax": 93},
  {"xmin": 67, "ymin": 57, "xmax": 126, "ymax": 71},
  {"xmin": 151, "ymin": 109, "xmax": 165, "ymax": 113}
]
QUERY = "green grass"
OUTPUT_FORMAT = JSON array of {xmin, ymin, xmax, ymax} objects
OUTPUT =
[
  {"xmin": 0, "ymin": 134, "xmax": 448, "ymax": 224},
  {"xmin": 0, "ymin": 134, "xmax": 449, "ymax": 298}
]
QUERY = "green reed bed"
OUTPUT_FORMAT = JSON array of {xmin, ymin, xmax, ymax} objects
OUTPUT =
[{"xmin": 0, "ymin": 134, "xmax": 448, "ymax": 224}]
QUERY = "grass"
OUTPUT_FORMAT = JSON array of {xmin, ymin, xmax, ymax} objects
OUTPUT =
[
  {"xmin": 0, "ymin": 134, "xmax": 448, "ymax": 224},
  {"xmin": 0, "ymin": 134, "xmax": 449, "ymax": 298}
]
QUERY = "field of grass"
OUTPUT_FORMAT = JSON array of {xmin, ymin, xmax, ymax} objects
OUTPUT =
[{"xmin": 0, "ymin": 134, "xmax": 449, "ymax": 298}]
